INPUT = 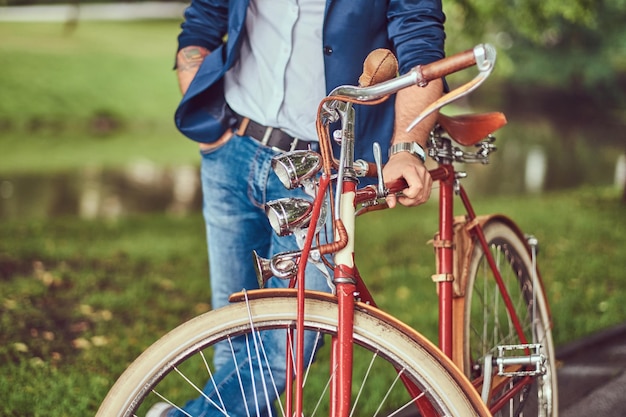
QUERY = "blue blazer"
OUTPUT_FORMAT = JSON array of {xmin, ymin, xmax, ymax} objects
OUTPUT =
[{"xmin": 174, "ymin": 0, "xmax": 445, "ymax": 162}]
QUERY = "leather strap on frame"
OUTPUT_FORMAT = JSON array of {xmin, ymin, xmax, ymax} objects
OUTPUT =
[{"xmin": 432, "ymin": 213, "xmax": 523, "ymax": 297}]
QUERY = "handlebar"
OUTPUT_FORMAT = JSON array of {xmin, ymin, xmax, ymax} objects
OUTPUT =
[
  {"xmin": 316, "ymin": 44, "xmax": 498, "ymax": 214},
  {"xmin": 322, "ymin": 44, "xmax": 496, "ymax": 135},
  {"xmin": 419, "ymin": 48, "xmax": 477, "ymax": 83},
  {"xmin": 328, "ymin": 44, "xmax": 494, "ymax": 102},
  {"xmin": 354, "ymin": 166, "xmax": 451, "ymax": 208}
]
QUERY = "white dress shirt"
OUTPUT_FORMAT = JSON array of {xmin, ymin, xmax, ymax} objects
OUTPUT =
[{"xmin": 224, "ymin": 0, "xmax": 326, "ymax": 141}]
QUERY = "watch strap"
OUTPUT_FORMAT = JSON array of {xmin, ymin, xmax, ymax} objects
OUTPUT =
[{"xmin": 388, "ymin": 141, "xmax": 426, "ymax": 163}]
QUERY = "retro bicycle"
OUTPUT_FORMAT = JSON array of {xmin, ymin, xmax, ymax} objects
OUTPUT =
[{"xmin": 97, "ymin": 44, "xmax": 557, "ymax": 417}]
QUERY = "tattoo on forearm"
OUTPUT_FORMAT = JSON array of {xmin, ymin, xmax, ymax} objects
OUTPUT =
[{"xmin": 177, "ymin": 47, "xmax": 208, "ymax": 72}]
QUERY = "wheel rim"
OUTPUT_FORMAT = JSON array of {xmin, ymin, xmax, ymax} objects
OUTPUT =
[
  {"xmin": 465, "ymin": 223, "xmax": 556, "ymax": 417},
  {"xmin": 100, "ymin": 295, "xmax": 488, "ymax": 417}
]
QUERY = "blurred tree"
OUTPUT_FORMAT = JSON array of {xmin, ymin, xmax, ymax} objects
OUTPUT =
[
  {"xmin": 445, "ymin": 0, "xmax": 624, "ymax": 90},
  {"xmin": 445, "ymin": 0, "xmax": 625, "ymax": 144}
]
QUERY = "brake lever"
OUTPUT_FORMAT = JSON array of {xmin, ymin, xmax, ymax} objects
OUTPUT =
[
  {"xmin": 406, "ymin": 44, "xmax": 497, "ymax": 133},
  {"xmin": 373, "ymin": 142, "xmax": 387, "ymax": 198}
]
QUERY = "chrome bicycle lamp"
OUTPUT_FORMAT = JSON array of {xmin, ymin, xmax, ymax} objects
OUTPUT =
[
  {"xmin": 271, "ymin": 151, "xmax": 322, "ymax": 190},
  {"xmin": 265, "ymin": 198, "xmax": 313, "ymax": 236}
]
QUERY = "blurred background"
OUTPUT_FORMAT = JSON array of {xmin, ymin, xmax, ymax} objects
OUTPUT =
[{"xmin": 0, "ymin": 0, "xmax": 624, "ymax": 415}]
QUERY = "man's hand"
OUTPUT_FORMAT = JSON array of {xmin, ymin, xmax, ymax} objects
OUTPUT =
[
  {"xmin": 383, "ymin": 152, "xmax": 432, "ymax": 208},
  {"xmin": 383, "ymin": 79, "xmax": 442, "ymax": 208}
]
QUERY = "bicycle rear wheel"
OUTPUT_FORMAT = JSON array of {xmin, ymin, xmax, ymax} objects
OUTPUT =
[
  {"xmin": 463, "ymin": 219, "xmax": 558, "ymax": 417},
  {"xmin": 98, "ymin": 290, "xmax": 490, "ymax": 417}
]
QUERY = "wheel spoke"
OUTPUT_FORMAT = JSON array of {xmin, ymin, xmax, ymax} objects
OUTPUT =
[
  {"xmin": 465, "ymin": 221, "xmax": 557, "ymax": 417},
  {"xmin": 98, "ymin": 295, "xmax": 490, "ymax": 417}
]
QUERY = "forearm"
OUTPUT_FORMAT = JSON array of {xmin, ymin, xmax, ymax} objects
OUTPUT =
[
  {"xmin": 382, "ymin": 78, "xmax": 442, "ymax": 208},
  {"xmin": 386, "ymin": 0, "xmax": 444, "ymax": 143},
  {"xmin": 176, "ymin": 46, "xmax": 210, "ymax": 95},
  {"xmin": 392, "ymin": 78, "xmax": 443, "ymax": 147}
]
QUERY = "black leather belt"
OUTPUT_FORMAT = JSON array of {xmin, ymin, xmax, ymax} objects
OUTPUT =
[{"xmin": 233, "ymin": 113, "xmax": 316, "ymax": 152}]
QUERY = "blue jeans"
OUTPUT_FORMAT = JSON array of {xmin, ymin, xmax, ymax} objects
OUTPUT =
[{"xmin": 172, "ymin": 135, "xmax": 331, "ymax": 417}]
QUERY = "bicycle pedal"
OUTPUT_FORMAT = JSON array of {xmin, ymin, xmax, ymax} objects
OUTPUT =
[{"xmin": 494, "ymin": 344, "xmax": 546, "ymax": 377}]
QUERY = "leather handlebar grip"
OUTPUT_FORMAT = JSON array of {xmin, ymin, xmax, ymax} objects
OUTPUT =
[{"xmin": 419, "ymin": 48, "xmax": 477, "ymax": 82}]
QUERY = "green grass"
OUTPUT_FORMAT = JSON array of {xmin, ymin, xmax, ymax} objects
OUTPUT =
[
  {"xmin": 0, "ymin": 128, "xmax": 199, "ymax": 174},
  {"xmin": 0, "ymin": 20, "xmax": 199, "ymax": 173},
  {"xmin": 0, "ymin": 21, "xmax": 181, "ymax": 123},
  {"xmin": 0, "ymin": 213, "xmax": 211, "ymax": 416},
  {"xmin": 2, "ymin": 188, "xmax": 625, "ymax": 416},
  {"xmin": 355, "ymin": 186, "xmax": 626, "ymax": 345}
]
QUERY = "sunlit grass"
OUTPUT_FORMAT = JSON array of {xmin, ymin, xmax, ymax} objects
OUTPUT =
[
  {"xmin": 0, "ymin": 20, "xmax": 182, "ymax": 123},
  {"xmin": 2, "ymin": 188, "xmax": 625, "ymax": 415},
  {"xmin": 0, "ymin": 20, "xmax": 199, "ymax": 173}
]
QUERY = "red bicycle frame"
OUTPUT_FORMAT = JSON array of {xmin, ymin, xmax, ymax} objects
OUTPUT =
[
  {"xmin": 280, "ymin": 44, "xmax": 533, "ymax": 417},
  {"xmin": 283, "ymin": 162, "xmax": 534, "ymax": 417}
]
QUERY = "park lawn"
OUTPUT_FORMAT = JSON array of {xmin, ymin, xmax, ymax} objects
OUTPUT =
[
  {"xmin": 0, "ymin": 20, "xmax": 199, "ymax": 173},
  {"xmin": 1, "ymin": 187, "xmax": 625, "ymax": 415},
  {"xmin": 0, "ymin": 20, "xmax": 181, "ymax": 124}
]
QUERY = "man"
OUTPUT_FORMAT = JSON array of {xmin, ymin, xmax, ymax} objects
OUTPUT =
[{"xmin": 149, "ymin": 0, "xmax": 445, "ymax": 415}]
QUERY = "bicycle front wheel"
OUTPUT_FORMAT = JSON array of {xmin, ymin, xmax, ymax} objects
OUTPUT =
[
  {"xmin": 464, "ymin": 219, "xmax": 558, "ymax": 417},
  {"xmin": 98, "ymin": 290, "xmax": 490, "ymax": 417}
]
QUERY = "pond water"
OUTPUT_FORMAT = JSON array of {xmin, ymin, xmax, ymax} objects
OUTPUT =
[
  {"xmin": 0, "ymin": 162, "xmax": 202, "ymax": 220},
  {"xmin": 1, "ymin": 139, "xmax": 623, "ymax": 221}
]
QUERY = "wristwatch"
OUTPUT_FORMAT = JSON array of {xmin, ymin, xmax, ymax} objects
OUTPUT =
[{"xmin": 388, "ymin": 141, "xmax": 426, "ymax": 163}]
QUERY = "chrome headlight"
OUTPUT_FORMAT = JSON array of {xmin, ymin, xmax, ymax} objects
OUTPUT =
[
  {"xmin": 272, "ymin": 151, "xmax": 321, "ymax": 190},
  {"xmin": 265, "ymin": 198, "xmax": 313, "ymax": 236}
]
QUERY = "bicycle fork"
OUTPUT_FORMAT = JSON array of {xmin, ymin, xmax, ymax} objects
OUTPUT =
[{"xmin": 330, "ymin": 172, "xmax": 439, "ymax": 417}]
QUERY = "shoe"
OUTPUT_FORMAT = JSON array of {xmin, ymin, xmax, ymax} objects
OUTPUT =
[{"xmin": 146, "ymin": 402, "xmax": 175, "ymax": 417}]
